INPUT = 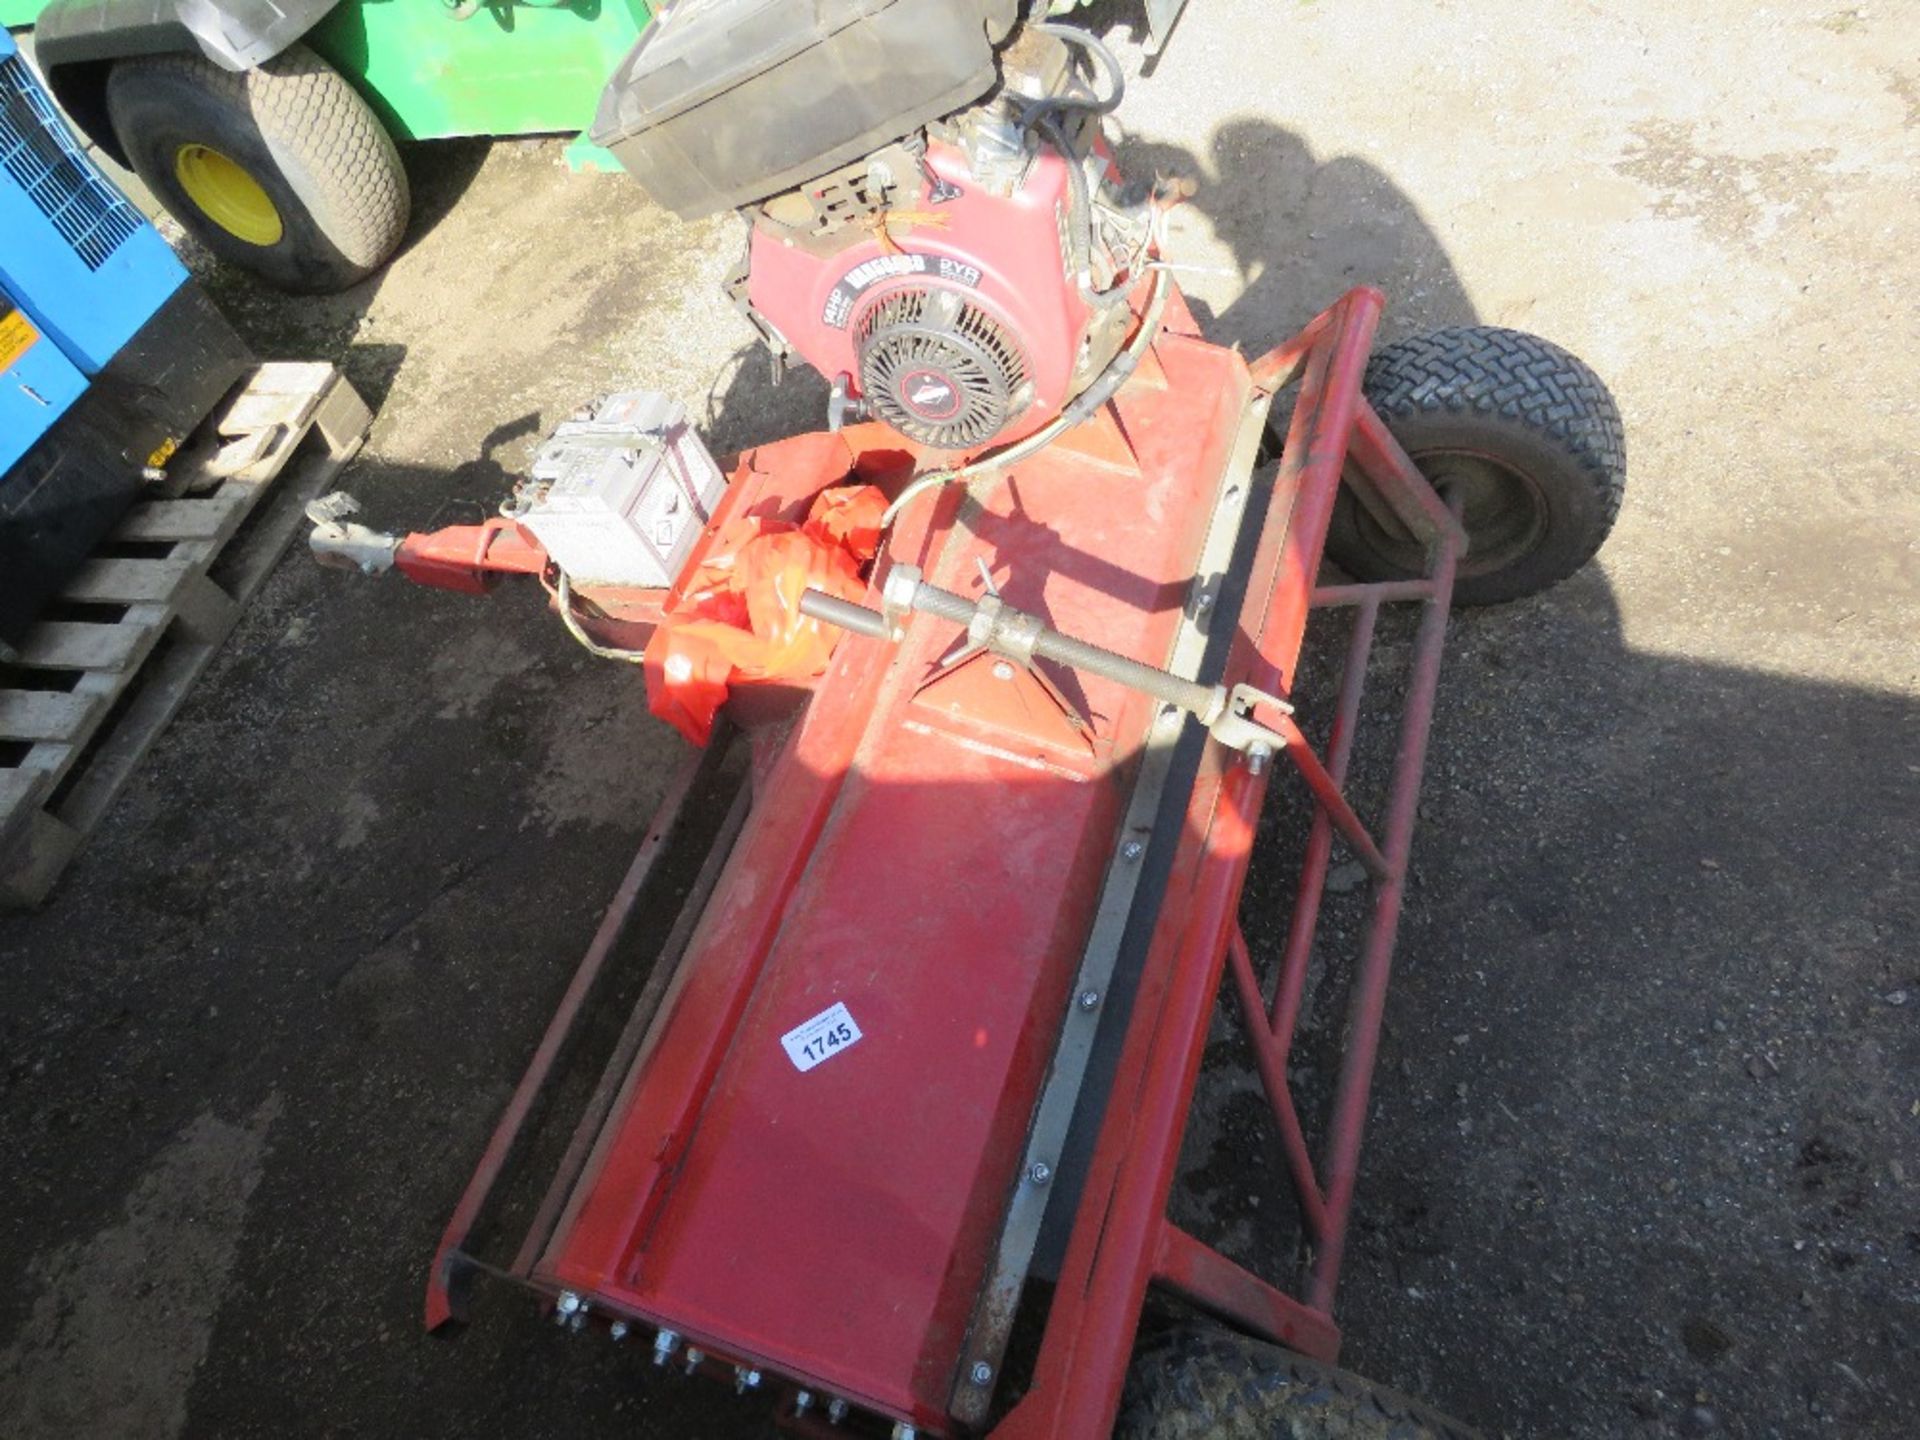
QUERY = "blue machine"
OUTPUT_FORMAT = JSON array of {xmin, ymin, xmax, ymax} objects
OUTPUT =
[{"xmin": 1, "ymin": 29, "xmax": 249, "ymax": 646}]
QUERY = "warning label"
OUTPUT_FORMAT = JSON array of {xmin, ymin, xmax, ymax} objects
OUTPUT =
[{"xmin": 0, "ymin": 306, "xmax": 39, "ymax": 371}]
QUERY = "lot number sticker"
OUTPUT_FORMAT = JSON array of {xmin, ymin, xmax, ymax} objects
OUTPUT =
[{"xmin": 781, "ymin": 1002, "xmax": 863, "ymax": 1073}]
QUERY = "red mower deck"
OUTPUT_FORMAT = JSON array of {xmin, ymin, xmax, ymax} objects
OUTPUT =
[{"xmin": 421, "ymin": 285, "xmax": 1471, "ymax": 1438}]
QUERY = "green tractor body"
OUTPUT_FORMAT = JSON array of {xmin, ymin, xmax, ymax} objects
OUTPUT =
[
  {"xmin": 10, "ymin": 0, "xmax": 654, "ymax": 289},
  {"xmin": 6, "ymin": 0, "xmax": 652, "ymax": 144}
]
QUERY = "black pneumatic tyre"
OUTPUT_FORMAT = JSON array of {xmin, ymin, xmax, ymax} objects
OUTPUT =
[
  {"xmin": 1116, "ymin": 1324, "xmax": 1480, "ymax": 1440},
  {"xmin": 1325, "ymin": 326, "xmax": 1627, "ymax": 606},
  {"xmin": 106, "ymin": 46, "xmax": 409, "ymax": 293}
]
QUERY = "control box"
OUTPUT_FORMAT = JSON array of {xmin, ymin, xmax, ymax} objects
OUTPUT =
[{"xmin": 517, "ymin": 391, "xmax": 726, "ymax": 588}]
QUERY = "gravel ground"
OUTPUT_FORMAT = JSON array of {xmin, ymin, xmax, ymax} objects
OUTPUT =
[{"xmin": 2, "ymin": 3, "xmax": 1915, "ymax": 1438}]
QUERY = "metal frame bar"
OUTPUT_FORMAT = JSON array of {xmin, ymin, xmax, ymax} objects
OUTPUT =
[
  {"xmin": 425, "ymin": 732, "xmax": 732, "ymax": 1330},
  {"xmin": 514, "ymin": 780, "xmax": 754, "ymax": 1277},
  {"xmin": 992, "ymin": 288, "xmax": 1466, "ymax": 1439}
]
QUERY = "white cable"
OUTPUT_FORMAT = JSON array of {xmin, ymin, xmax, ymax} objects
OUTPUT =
[{"xmin": 556, "ymin": 570, "xmax": 648, "ymax": 664}]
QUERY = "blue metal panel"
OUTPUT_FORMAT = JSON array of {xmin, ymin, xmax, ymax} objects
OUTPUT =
[
  {"xmin": 0, "ymin": 27, "xmax": 184, "ymax": 374},
  {"xmin": 0, "ymin": 284, "xmax": 86, "ymax": 473}
]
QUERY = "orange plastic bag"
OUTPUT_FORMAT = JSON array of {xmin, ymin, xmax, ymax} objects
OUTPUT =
[{"xmin": 644, "ymin": 486, "xmax": 887, "ymax": 745}]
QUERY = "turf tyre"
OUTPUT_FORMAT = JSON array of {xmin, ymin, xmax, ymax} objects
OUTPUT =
[
  {"xmin": 1116, "ymin": 1324, "xmax": 1479, "ymax": 1440},
  {"xmin": 106, "ymin": 46, "xmax": 409, "ymax": 293},
  {"xmin": 1325, "ymin": 326, "xmax": 1626, "ymax": 605}
]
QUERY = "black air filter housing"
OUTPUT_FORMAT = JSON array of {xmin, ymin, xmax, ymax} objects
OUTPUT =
[
  {"xmin": 593, "ymin": 0, "xmax": 1018, "ymax": 221},
  {"xmin": 856, "ymin": 287, "xmax": 1027, "ymax": 450}
]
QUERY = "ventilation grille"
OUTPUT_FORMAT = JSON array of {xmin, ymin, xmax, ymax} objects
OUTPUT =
[
  {"xmin": 0, "ymin": 55, "xmax": 141, "ymax": 270},
  {"xmin": 856, "ymin": 288, "xmax": 1027, "ymax": 449}
]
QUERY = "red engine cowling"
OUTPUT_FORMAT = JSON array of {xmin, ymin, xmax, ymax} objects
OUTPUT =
[{"xmin": 743, "ymin": 134, "xmax": 1139, "ymax": 453}]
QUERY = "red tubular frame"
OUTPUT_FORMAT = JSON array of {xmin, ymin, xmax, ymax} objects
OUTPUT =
[{"xmin": 995, "ymin": 288, "xmax": 1467, "ymax": 1438}]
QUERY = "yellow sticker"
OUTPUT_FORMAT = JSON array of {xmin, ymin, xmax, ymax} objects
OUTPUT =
[
  {"xmin": 146, "ymin": 436, "xmax": 180, "ymax": 469},
  {"xmin": 0, "ymin": 306, "xmax": 40, "ymax": 371}
]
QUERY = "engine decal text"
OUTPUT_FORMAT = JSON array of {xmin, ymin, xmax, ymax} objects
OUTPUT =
[{"xmin": 823, "ymin": 253, "xmax": 983, "ymax": 328}]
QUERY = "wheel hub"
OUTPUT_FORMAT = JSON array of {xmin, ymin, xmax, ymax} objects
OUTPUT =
[
  {"xmin": 173, "ymin": 144, "xmax": 283, "ymax": 247},
  {"xmin": 1366, "ymin": 448, "xmax": 1549, "ymax": 579}
]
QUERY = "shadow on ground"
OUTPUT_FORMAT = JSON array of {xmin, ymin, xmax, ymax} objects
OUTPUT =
[{"xmin": 180, "ymin": 138, "xmax": 492, "ymax": 418}]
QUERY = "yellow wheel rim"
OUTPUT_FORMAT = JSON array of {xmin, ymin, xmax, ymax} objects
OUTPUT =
[{"xmin": 173, "ymin": 144, "xmax": 283, "ymax": 246}]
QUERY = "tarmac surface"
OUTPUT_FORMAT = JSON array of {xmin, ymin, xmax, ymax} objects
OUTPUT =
[{"xmin": 2, "ymin": 3, "xmax": 1916, "ymax": 1437}]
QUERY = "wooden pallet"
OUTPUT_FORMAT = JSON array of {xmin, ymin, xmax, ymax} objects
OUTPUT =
[{"xmin": 0, "ymin": 361, "xmax": 371, "ymax": 907}]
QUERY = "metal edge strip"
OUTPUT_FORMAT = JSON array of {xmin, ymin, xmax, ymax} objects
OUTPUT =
[{"xmin": 948, "ymin": 384, "xmax": 1276, "ymax": 1422}]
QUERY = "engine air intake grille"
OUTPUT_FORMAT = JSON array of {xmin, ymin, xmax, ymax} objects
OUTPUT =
[
  {"xmin": 856, "ymin": 287, "xmax": 1027, "ymax": 450},
  {"xmin": 0, "ymin": 55, "xmax": 141, "ymax": 270}
]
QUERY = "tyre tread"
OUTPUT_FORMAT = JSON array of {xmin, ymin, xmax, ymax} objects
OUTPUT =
[
  {"xmin": 1117, "ymin": 1325, "xmax": 1481, "ymax": 1440},
  {"xmin": 108, "ymin": 45, "xmax": 407, "ymax": 284},
  {"xmin": 1363, "ymin": 326, "xmax": 1627, "ymax": 529}
]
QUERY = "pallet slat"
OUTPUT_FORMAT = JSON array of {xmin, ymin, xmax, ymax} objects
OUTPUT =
[
  {"xmin": 232, "ymin": 360, "xmax": 336, "ymax": 399},
  {"xmin": 221, "ymin": 390, "xmax": 316, "ymax": 436},
  {"xmin": 12, "ymin": 611, "xmax": 165, "ymax": 673},
  {"xmin": 0, "ymin": 363, "xmax": 371, "ymax": 907},
  {"xmin": 0, "ymin": 690, "xmax": 101, "ymax": 743},
  {"xmin": 116, "ymin": 492, "xmax": 252, "ymax": 543},
  {"xmin": 63, "ymin": 555, "xmax": 202, "ymax": 605}
]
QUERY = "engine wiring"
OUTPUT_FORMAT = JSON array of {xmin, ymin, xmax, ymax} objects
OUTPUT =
[
  {"xmin": 1019, "ymin": 23, "xmax": 1127, "ymax": 290},
  {"xmin": 553, "ymin": 568, "xmax": 649, "ymax": 664}
]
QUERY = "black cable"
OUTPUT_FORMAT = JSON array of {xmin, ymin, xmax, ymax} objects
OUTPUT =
[
  {"xmin": 1018, "ymin": 23, "xmax": 1126, "ymax": 284},
  {"xmin": 1016, "ymin": 21, "xmax": 1127, "ymax": 132},
  {"xmin": 1037, "ymin": 111, "xmax": 1095, "ymax": 281}
]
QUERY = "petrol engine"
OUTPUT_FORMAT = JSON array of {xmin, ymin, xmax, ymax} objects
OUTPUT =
[{"xmin": 593, "ymin": 2, "xmax": 1162, "ymax": 451}]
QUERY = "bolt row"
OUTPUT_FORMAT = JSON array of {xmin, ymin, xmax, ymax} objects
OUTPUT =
[{"xmin": 553, "ymin": 1295, "xmax": 891, "ymax": 1430}]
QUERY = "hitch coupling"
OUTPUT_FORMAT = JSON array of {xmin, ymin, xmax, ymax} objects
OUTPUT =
[{"xmin": 307, "ymin": 492, "xmax": 400, "ymax": 576}]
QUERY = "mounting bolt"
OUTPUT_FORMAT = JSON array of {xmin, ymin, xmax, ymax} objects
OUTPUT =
[
  {"xmin": 1246, "ymin": 741, "xmax": 1273, "ymax": 777},
  {"xmin": 970, "ymin": 1361, "xmax": 994, "ymax": 1386},
  {"xmin": 684, "ymin": 1346, "xmax": 706, "ymax": 1374},
  {"xmin": 827, "ymin": 1397, "xmax": 851, "ymax": 1425},
  {"xmin": 1029, "ymin": 1161, "xmax": 1053, "ymax": 1185},
  {"xmin": 991, "ymin": 660, "xmax": 1015, "ymax": 680},
  {"xmin": 1195, "ymin": 589, "xmax": 1215, "ymax": 614},
  {"xmin": 795, "ymin": 1391, "xmax": 815, "ymax": 1416},
  {"xmin": 652, "ymin": 1328, "xmax": 681, "ymax": 1366},
  {"xmin": 892, "ymin": 1426, "xmax": 919, "ymax": 1440},
  {"xmin": 736, "ymin": 1366, "xmax": 763, "ymax": 1394},
  {"xmin": 1077, "ymin": 988, "xmax": 1101, "ymax": 1011},
  {"xmin": 1122, "ymin": 839, "xmax": 1144, "ymax": 862},
  {"xmin": 554, "ymin": 1291, "xmax": 582, "ymax": 1325},
  {"xmin": 608, "ymin": 1320, "xmax": 629, "ymax": 1342}
]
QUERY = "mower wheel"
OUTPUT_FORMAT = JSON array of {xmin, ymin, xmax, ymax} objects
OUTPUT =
[
  {"xmin": 106, "ymin": 46, "xmax": 409, "ymax": 293},
  {"xmin": 1325, "ymin": 326, "xmax": 1626, "ymax": 605},
  {"xmin": 1115, "ymin": 1324, "xmax": 1479, "ymax": 1440}
]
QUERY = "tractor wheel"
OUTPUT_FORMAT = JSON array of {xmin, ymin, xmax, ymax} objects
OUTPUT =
[
  {"xmin": 1115, "ymin": 1324, "xmax": 1480, "ymax": 1440},
  {"xmin": 106, "ymin": 45, "xmax": 409, "ymax": 293},
  {"xmin": 1323, "ymin": 326, "xmax": 1626, "ymax": 606}
]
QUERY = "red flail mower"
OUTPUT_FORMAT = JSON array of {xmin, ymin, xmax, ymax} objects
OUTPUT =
[{"xmin": 311, "ymin": 5, "xmax": 1625, "ymax": 1436}]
